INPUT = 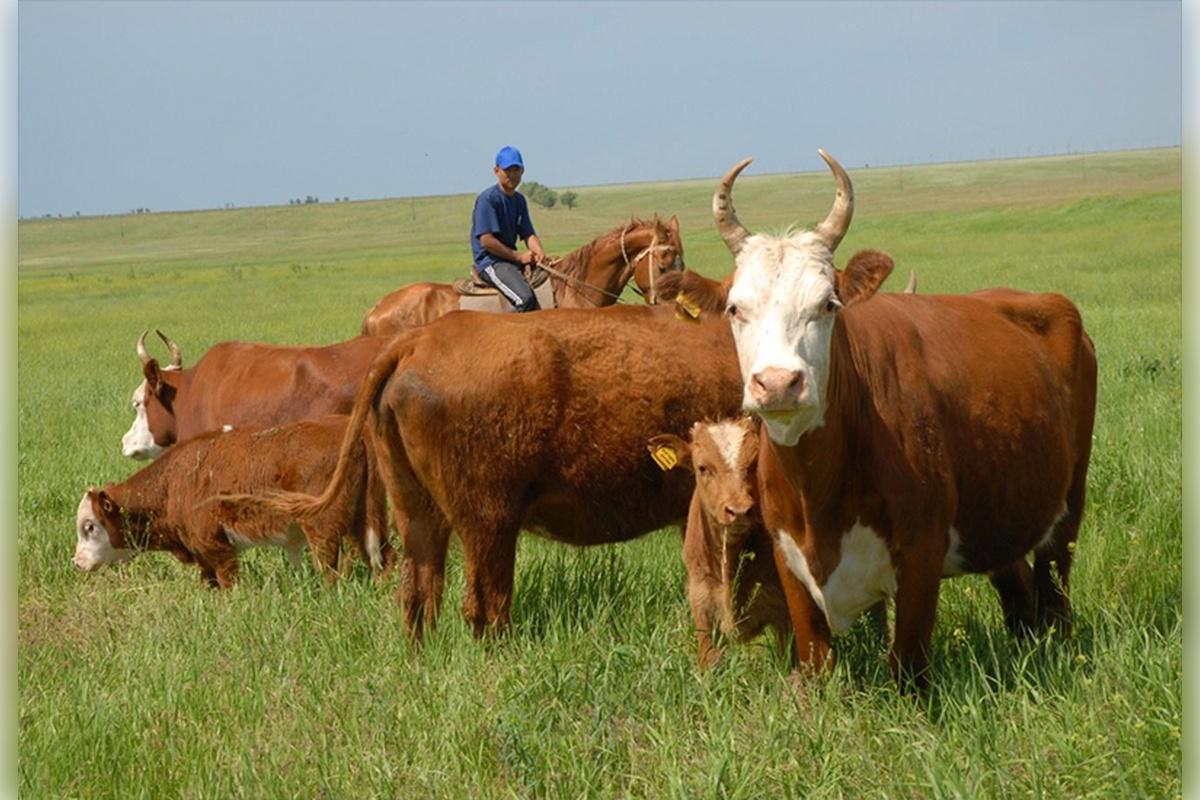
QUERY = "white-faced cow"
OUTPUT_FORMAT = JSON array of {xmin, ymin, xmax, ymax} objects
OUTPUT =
[
  {"xmin": 697, "ymin": 150, "xmax": 1097, "ymax": 686},
  {"xmin": 122, "ymin": 330, "xmax": 393, "ymax": 460},
  {"xmin": 76, "ymin": 415, "xmax": 394, "ymax": 585}
]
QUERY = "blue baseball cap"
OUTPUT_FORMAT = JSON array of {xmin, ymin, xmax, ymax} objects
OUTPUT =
[{"xmin": 495, "ymin": 146, "xmax": 524, "ymax": 170}]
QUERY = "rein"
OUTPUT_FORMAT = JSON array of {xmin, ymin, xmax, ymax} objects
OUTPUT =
[{"xmin": 537, "ymin": 258, "xmax": 629, "ymax": 306}]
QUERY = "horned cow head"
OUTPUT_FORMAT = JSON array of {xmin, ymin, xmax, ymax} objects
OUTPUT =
[
  {"xmin": 122, "ymin": 329, "xmax": 183, "ymax": 459},
  {"xmin": 714, "ymin": 151, "xmax": 892, "ymax": 445}
]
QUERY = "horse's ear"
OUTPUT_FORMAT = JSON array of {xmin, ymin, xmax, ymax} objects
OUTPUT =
[{"xmin": 667, "ymin": 215, "xmax": 680, "ymax": 235}]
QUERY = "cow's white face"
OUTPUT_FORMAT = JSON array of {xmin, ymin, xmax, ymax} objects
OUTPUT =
[
  {"xmin": 73, "ymin": 493, "xmax": 134, "ymax": 571},
  {"xmin": 726, "ymin": 232, "xmax": 841, "ymax": 445},
  {"xmin": 122, "ymin": 383, "xmax": 165, "ymax": 460}
]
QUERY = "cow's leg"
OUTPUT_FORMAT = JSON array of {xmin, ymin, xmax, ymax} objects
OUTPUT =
[
  {"xmin": 460, "ymin": 523, "xmax": 519, "ymax": 638},
  {"xmin": 302, "ymin": 523, "xmax": 342, "ymax": 584},
  {"xmin": 1034, "ymin": 476, "xmax": 1087, "ymax": 635},
  {"xmin": 988, "ymin": 559, "xmax": 1035, "ymax": 637},
  {"xmin": 367, "ymin": 413, "xmax": 452, "ymax": 640},
  {"xmin": 395, "ymin": 502, "xmax": 451, "ymax": 642},
  {"xmin": 770, "ymin": 537, "xmax": 832, "ymax": 674},
  {"xmin": 194, "ymin": 539, "xmax": 240, "ymax": 589},
  {"xmin": 687, "ymin": 580, "xmax": 723, "ymax": 670},
  {"xmin": 890, "ymin": 555, "xmax": 941, "ymax": 690}
]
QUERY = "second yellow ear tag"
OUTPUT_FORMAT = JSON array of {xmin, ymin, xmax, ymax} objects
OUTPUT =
[
  {"xmin": 651, "ymin": 446, "xmax": 678, "ymax": 471},
  {"xmin": 675, "ymin": 292, "xmax": 701, "ymax": 321}
]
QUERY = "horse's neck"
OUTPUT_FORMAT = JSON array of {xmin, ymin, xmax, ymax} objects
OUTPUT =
[{"xmin": 559, "ymin": 227, "xmax": 651, "ymax": 304}]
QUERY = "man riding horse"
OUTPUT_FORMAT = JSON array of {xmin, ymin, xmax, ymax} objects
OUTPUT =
[{"xmin": 472, "ymin": 145, "xmax": 547, "ymax": 312}]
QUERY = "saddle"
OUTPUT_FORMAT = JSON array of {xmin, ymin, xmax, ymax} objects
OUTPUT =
[{"xmin": 452, "ymin": 265, "xmax": 552, "ymax": 297}]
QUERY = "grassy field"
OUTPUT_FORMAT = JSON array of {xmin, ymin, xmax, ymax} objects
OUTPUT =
[{"xmin": 17, "ymin": 148, "xmax": 1181, "ymax": 797}]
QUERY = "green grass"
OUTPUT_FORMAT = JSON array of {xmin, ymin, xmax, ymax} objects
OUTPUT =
[{"xmin": 18, "ymin": 148, "xmax": 1181, "ymax": 798}]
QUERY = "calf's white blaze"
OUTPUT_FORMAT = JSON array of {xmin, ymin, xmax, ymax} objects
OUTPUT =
[
  {"xmin": 776, "ymin": 522, "xmax": 896, "ymax": 635},
  {"xmin": 706, "ymin": 421, "xmax": 746, "ymax": 471},
  {"xmin": 121, "ymin": 383, "xmax": 165, "ymax": 460},
  {"xmin": 727, "ymin": 233, "xmax": 840, "ymax": 446},
  {"xmin": 73, "ymin": 493, "xmax": 134, "ymax": 570}
]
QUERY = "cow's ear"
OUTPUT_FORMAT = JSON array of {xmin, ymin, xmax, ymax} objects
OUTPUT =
[
  {"xmin": 835, "ymin": 249, "xmax": 894, "ymax": 306},
  {"xmin": 143, "ymin": 358, "xmax": 162, "ymax": 394},
  {"xmin": 97, "ymin": 490, "xmax": 115, "ymax": 515},
  {"xmin": 648, "ymin": 434, "xmax": 692, "ymax": 472}
]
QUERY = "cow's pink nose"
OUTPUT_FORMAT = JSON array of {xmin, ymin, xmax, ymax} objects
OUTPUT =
[
  {"xmin": 722, "ymin": 502, "xmax": 753, "ymax": 524},
  {"xmin": 749, "ymin": 367, "xmax": 805, "ymax": 407}
]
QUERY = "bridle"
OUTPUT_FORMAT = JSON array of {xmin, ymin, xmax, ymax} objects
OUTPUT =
[
  {"xmin": 620, "ymin": 224, "xmax": 680, "ymax": 305},
  {"xmin": 538, "ymin": 223, "xmax": 680, "ymax": 307}
]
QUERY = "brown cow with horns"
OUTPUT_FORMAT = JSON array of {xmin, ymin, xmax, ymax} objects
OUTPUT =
[
  {"xmin": 688, "ymin": 149, "xmax": 1097, "ymax": 686},
  {"xmin": 122, "ymin": 329, "xmax": 392, "ymax": 460}
]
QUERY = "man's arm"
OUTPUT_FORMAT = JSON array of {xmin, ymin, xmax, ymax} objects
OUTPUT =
[
  {"xmin": 524, "ymin": 234, "xmax": 546, "ymax": 265},
  {"xmin": 479, "ymin": 233, "xmax": 535, "ymax": 266}
]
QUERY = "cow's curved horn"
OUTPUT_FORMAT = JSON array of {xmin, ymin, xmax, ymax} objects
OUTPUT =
[
  {"xmin": 903, "ymin": 269, "xmax": 917, "ymax": 294},
  {"xmin": 813, "ymin": 149, "xmax": 854, "ymax": 253},
  {"xmin": 156, "ymin": 329, "xmax": 182, "ymax": 369},
  {"xmin": 136, "ymin": 330, "xmax": 152, "ymax": 366},
  {"xmin": 713, "ymin": 157, "xmax": 754, "ymax": 255}
]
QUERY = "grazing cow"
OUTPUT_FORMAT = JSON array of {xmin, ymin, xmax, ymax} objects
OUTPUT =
[
  {"xmin": 122, "ymin": 330, "xmax": 392, "ymax": 460},
  {"xmin": 256, "ymin": 304, "xmax": 747, "ymax": 639},
  {"xmin": 648, "ymin": 417, "xmax": 790, "ymax": 668},
  {"xmin": 76, "ymin": 415, "xmax": 394, "ymax": 585},
  {"xmin": 690, "ymin": 150, "xmax": 1097, "ymax": 686},
  {"xmin": 360, "ymin": 216, "xmax": 685, "ymax": 335}
]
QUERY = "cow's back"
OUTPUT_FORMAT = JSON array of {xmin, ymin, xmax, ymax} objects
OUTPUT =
[
  {"xmin": 175, "ymin": 337, "xmax": 388, "ymax": 442},
  {"xmin": 379, "ymin": 306, "xmax": 744, "ymax": 545},
  {"xmin": 162, "ymin": 416, "xmax": 356, "ymax": 523}
]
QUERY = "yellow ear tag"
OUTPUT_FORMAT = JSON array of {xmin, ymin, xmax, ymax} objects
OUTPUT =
[
  {"xmin": 674, "ymin": 292, "xmax": 701, "ymax": 322},
  {"xmin": 651, "ymin": 446, "xmax": 678, "ymax": 471}
]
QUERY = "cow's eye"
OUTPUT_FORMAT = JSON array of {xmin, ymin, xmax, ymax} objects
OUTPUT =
[
  {"xmin": 697, "ymin": 464, "xmax": 709, "ymax": 476},
  {"xmin": 824, "ymin": 298, "xmax": 841, "ymax": 313},
  {"xmin": 725, "ymin": 304, "xmax": 741, "ymax": 321},
  {"xmin": 83, "ymin": 522, "xmax": 94, "ymax": 536}
]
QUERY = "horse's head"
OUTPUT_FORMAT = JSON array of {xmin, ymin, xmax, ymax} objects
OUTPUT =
[{"xmin": 628, "ymin": 214, "xmax": 685, "ymax": 304}]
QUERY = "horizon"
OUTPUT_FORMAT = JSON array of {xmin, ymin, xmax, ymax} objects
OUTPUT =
[{"xmin": 18, "ymin": 144, "xmax": 1180, "ymax": 223}]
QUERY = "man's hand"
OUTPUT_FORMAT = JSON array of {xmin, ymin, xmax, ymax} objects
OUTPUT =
[{"xmin": 517, "ymin": 250, "xmax": 537, "ymax": 266}]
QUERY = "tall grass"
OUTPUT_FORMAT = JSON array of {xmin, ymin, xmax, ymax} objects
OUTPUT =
[{"xmin": 18, "ymin": 148, "xmax": 1181, "ymax": 797}]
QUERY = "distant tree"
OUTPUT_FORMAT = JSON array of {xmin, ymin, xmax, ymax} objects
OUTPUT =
[
  {"xmin": 560, "ymin": 191, "xmax": 577, "ymax": 210},
  {"xmin": 523, "ymin": 181, "xmax": 559, "ymax": 209}
]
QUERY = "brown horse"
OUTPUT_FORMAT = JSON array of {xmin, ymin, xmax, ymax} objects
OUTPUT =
[{"xmin": 360, "ymin": 215, "xmax": 684, "ymax": 335}]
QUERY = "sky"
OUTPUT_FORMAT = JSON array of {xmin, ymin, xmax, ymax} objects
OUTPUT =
[{"xmin": 16, "ymin": 0, "xmax": 1182, "ymax": 218}]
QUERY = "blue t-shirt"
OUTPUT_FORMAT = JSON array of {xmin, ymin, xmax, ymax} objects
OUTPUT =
[{"xmin": 471, "ymin": 184, "xmax": 536, "ymax": 268}]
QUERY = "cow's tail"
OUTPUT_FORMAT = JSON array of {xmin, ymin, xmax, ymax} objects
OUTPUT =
[{"xmin": 211, "ymin": 335, "xmax": 416, "ymax": 520}]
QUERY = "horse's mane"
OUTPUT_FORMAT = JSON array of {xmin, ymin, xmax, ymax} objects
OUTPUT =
[{"xmin": 553, "ymin": 216, "xmax": 657, "ymax": 278}]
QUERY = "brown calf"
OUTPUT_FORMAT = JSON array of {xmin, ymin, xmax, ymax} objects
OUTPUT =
[
  {"xmin": 649, "ymin": 417, "xmax": 790, "ymax": 668},
  {"xmin": 75, "ymin": 415, "xmax": 393, "ymax": 586}
]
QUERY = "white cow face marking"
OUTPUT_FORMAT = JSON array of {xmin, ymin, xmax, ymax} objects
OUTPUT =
[
  {"xmin": 727, "ymin": 233, "xmax": 841, "ymax": 445},
  {"xmin": 121, "ymin": 383, "xmax": 166, "ymax": 460},
  {"xmin": 73, "ymin": 493, "xmax": 135, "ymax": 571}
]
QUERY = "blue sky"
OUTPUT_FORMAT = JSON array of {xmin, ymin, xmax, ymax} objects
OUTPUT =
[{"xmin": 17, "ymin": 0, "xmax": 1182, "ymax": 217}]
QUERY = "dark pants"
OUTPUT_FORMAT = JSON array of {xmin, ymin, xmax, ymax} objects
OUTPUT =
[{"xmin": 480, "ymin": 261, "xmax": 541, "ymax": 313}]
